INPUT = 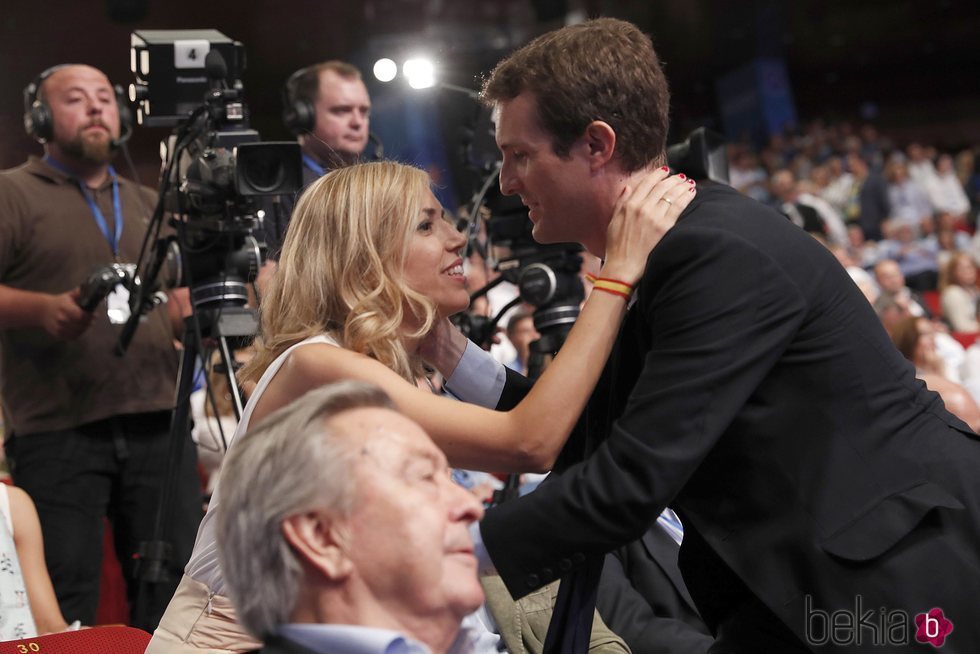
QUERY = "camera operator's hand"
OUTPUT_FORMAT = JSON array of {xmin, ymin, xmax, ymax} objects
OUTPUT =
[
  {"xmin": 601, "ymin": 168, "xmax": 696, "ymax": 285},
  {"xmin": 43, "ymin": 289, "xmax": 95, "ymax": 340}
]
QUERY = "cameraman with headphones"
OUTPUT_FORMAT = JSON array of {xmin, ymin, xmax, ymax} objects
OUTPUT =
[
  {"xmin": 0, "ymin": 64, "xmax": 201, "ymax": 631},
  {"xmin": 258, "ymin": 60, "xmax": 371, "ymax": 268}
]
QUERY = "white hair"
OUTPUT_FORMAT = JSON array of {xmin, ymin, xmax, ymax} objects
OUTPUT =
[{"xmin": 215, "ymin": 381, "xmax": 395, "ymax": 639}]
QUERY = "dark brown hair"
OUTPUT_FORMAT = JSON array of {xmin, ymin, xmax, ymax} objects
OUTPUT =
[{"xmin": 482, "ymin": 18, "xmax": 670, "ymax": 172}]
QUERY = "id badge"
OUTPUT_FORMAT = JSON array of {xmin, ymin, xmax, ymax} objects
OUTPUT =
[
  {"xmin": 106, "ymin": 286, "xmax": 130, "ymax": 324},
  {"xmin": 106, "ymin": 263, "xmax": 137, "ymax": 324}
]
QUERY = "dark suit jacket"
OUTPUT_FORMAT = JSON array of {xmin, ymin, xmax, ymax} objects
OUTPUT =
[
  {"xmin": 597, "ymin": 526, "xmax": 713, "ymax": 654},
  {"xmin": 481, "ymin": 183, "xmax": 980, "ymax": 652}
]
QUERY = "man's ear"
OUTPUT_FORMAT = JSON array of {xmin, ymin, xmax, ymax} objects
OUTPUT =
[
  {"xmin": 581, "ymin": 120, "xmax": 617, "ymax": 171},
  {"xmin": 282, "ymin": 512, "xmax": 354, "ymax": 580}
]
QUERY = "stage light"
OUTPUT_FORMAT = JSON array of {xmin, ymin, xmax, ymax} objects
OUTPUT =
[
  {"xmin": 373, "ymin": 58, "xmax": 397, "ymax": 82},
  {"xmin": 403, "ymin": 57, "xmax": 435, "ymax": 89}
]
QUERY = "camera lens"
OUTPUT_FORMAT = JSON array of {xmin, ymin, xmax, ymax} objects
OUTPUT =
[{"xmin": 240, "ymin": 153, "xmax": 285, "ymax": 193}]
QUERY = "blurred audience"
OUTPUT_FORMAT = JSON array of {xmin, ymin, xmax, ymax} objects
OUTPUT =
[
  {"xmin": 876, "ymin": 220, "xmax": 939, "ymax": 291},
  {"xmin": 503, "ymin": 308, "xmax": 539, "ymax": 376},
  {"xmin": 769, "ymin": 169, "xmax": 847, "ymax": 245},
  {"xmin": 844, "ymin": 151, "xmax": 891, "ymax": 241},
  {"xmin": 872, "ymin": 259, "xmax": 931, "ymax": 317},
  {"xmin": 939, "ymin": 252, "xmax": 979, "ymax": 333},
  {"xmin": 925, "ymin": 154, "xmax": 971, "ymax": 222},
  {"xmin": 726, "ymin": 123, "xmax": 978, "ymax": 301},
  {"xmin": 884, "ymin": 158, "xmax": 933, "ymax": 238},
  {"xmin": 906, "ymin": 143, "xmax": 937, "ymax": 186},
  {"xmin": 727, "ymin": 148, "xmax": 770, "ymax": 203},
  {"xmin": 889, "ymin": 316, "xmax": 980, "ymax": 431}
]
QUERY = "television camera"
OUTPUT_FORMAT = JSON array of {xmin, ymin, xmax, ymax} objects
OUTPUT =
[{"xmin": 117, "ymin": 29, "xmax": 301, "ymax": 624}]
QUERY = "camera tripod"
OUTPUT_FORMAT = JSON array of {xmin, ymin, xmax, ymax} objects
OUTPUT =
[{"xmin": 131, "ymin": 300, "xmax": 257, "ymax": 628}]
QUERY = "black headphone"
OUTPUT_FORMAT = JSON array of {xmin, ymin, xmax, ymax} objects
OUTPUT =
[
  {"xmin": 281, "ymin": 66, "xmax": 316, "ymax": 136},
  {"xmin": 23, "ymin": 64, "xmax": 133, "ymax": 145}
]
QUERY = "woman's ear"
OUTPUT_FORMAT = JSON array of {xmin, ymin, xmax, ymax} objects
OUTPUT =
[
  {"xmin": 582, "ymin": 120, "xmax": 617, "ymax": 170},
  {"xmin": 282, "ymin": 511, "xmax": 354, "ymax": 580}
]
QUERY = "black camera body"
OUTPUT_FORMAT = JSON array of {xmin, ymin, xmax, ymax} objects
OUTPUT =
[
  {"xmin": 137, "ymin": 31, "xmax": 301, "ymax": 311},
  {"xmin": 131, "ymin": 29, "xmax": 302, "ymax": 233},
  {"xmin": 667, "ymin": 127, "xmax": 729, "ymax": 184},
  {"xmin": 130, "ymin": 29, "xmax": 246, "ymax": 128},
  {"xmin": 479, "ymin": 182, "xmax": 585, "ymax": 337}
]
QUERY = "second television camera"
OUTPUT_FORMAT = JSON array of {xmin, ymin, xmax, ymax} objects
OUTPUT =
[
  {"xmin": 460, "ymin": 123, "xmax": 728, "ymax": 381},
  {"xmin": 466, "ymin": 183, "xmax": 585, "ymax": 381}
]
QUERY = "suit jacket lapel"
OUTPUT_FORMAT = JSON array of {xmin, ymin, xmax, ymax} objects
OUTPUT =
[{"xmin": 640, "ymin": 525, "xmax": 700, "ymax": 613}]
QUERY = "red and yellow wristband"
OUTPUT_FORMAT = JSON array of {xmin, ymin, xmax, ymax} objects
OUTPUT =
[{"xmin": 585, "ymin": 274, "xmax": 634, "ymax": 301}]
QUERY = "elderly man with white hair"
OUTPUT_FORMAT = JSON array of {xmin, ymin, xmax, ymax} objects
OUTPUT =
[{"xmin": 216, "ymin": 382, "xmax": 486, "ymax": 654}]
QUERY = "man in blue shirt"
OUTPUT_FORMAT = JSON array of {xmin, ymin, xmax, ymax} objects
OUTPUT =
[{"xmin": 259, "ymin": 61, "xmax": 372, "ymax": 265}]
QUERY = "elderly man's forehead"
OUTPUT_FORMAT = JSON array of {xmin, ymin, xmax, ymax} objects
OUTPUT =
[{"xmin": 325, "ymin": 407, "xmax": 446, "ymax": 468}]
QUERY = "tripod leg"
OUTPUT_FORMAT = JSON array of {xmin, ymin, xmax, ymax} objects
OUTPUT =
[
  {"xmin": 216, "ymin": 335, "xmax": 245, "ymax": 422},
  {"xmin": 133, "ymin": 314, "xmax": 198, "ymax": 630}
]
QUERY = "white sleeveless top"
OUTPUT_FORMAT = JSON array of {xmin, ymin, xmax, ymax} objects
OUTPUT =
[
  {"xmin": 0, "ymin": 485, "xmax": 39, "ymax": 640},
  {"xmin": 184, "ymin": 334, "xmax": 338, "ymax": 595}
]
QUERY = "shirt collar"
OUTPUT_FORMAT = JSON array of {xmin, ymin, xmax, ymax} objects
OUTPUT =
[
  {"xmin": 451, "ymin": 611, "xmax": 500, "ymax": 654},
  {"xmin": 27, "ymin": 155, "xmax": 114, "ymax": 191},
  {"xmin": 277, "ymin": 624, "xmax": 432, "ymax": 654},
  {"xmin": 25, "ymin": 155, "xmax": 72, "ymax": 185}
]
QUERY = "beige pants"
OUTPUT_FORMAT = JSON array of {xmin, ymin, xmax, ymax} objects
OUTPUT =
[{"xmin": 145, "ymin": 574, "xmax": 261, "ymax": 653}]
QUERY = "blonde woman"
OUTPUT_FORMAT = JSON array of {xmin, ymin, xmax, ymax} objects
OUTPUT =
[{"xmin": 148, "ymin": 161, "xmax": 693, "ymax": 652}]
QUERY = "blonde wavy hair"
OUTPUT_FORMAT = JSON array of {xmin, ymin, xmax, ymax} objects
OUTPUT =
[{"xmin": 240, "ymin": 161, "xmax": 439, "ymax": 384}]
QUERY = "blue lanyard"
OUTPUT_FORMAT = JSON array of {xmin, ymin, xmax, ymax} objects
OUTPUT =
[
  {"xmin": 302, "ymin": 154, "xmax": 326, "ymax": 178},
  {"xmin": 44, "ymin": 156, "xmax": 123, "ymax": 257}
]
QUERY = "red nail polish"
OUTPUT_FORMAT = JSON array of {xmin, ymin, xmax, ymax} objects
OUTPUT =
[
  {"xmin": 690, "ymin": 187, "xmax": 695, "ymax": 192},
  {"xmin": 661, "ymin": 165, "xmax": 669, "ymax": 172},
  {"xmin": 679, "ymin": 173, "xmax": 686, "ymax": 180},
  {"xmin": 687, "ymin": 179, "xmax": 696, "ymax": 184}
]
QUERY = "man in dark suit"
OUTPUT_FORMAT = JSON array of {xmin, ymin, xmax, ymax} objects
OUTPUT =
[
  {"xmin": 215, "ymin": 382, "xmax": 486, "ymax": 654},
  {"xmin": 443, "ymin": 17, "xmax": 980, "ymax": 653},
  {"xmin": 597, "ymin": 523, "xmax": 713, "ymax": 654}
]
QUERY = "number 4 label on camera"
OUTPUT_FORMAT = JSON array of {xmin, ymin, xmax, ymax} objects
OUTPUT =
[{"xmin": 174, "ymin": 40, "xmax": 211, "ymax": 69}]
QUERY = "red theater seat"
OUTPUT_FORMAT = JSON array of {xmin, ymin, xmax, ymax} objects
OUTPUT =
[
  {"xmin": 920, "ymin": 290, "xmax": 941, "ymax": 318},
  {"xmin": 0, "ymin": 626, "xmax": 151, "ymax": 654},
  {"xmin": 951, "ymin": 332, "xmax": 979, "ymax": 349}
]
